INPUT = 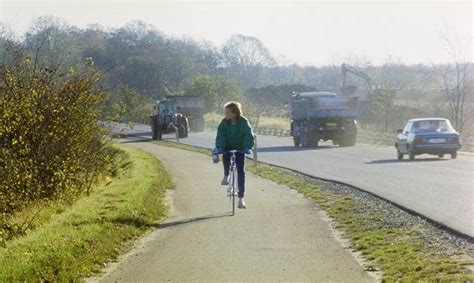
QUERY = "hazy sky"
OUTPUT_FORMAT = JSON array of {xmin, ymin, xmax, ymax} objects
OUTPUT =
[{"xmin": 1, "ymin": 0, "xmax": 472, "ymax": 66}]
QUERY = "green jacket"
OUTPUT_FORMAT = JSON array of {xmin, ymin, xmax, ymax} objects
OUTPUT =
[{"xmin": 215, "ymin": 116, "xmax": 255, "ymax": 151}]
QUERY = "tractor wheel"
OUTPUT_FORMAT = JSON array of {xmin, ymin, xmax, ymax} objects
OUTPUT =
[
  {"xmin": 183, "ymin": 124, "xmax": 188, "ymax": 138},
  {"xmin": 178, "ymin": 124, "xmax": 186, "ymax": 138},
  {"xmin": 180, "ymin": 117, "xmax": 189, "ymax": 138}
]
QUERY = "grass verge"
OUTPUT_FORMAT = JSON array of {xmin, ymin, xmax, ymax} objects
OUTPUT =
[
  {"xmin": 0, "ymin": 144, "xmax": 173, "ymax": 281},
  {"xmin": 152, "ymin": 139, "xmax": 474, "ymax": 282}
]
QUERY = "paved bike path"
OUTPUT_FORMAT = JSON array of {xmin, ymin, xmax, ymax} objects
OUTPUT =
[{"xmin": 95, "ymin": 141, "xmax": 374, "ymax": 282}]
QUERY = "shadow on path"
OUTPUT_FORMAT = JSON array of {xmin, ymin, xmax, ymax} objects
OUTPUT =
[
  {"xmin": 366, "ymin": 158, "xmax": 447, "ymax": 164},
  {"xmin": 120, "ymin": 138, "xmax": 151, "ymax": 144},
  {"xmin": 112, "ymin": 213, "xmax": 232, "ymax": 229},
  {"xmin": 158, "ymin": 213, "xmax": 232, "ymax": 228},
  {"xmin": 119, "ymin": 131, "xmax": 152, "ymax": 137},
  {"xmin": 257, "ymin": 145, "xmax": 334, "ymax": 153}
]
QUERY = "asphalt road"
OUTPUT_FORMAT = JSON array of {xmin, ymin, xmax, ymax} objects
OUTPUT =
[
  {"xmin": 95, "ymin": 142, "xmax": 373, "ymax": 282},
  {"xmin": 118, "ymin": 123, "xmax": 474, "ymax": 238}
]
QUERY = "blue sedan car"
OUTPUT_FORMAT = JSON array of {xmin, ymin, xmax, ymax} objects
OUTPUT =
[{"xmin": 395, "ymin": 118, "xmax": 461, "ymax": 160}]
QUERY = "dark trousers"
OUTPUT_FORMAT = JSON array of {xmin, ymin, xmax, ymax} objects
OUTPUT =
[{"xmin": 223, "ymin": 152, "xmax": 246, "ymax": 198}]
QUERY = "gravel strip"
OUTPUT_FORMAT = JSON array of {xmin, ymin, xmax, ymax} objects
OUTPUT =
[{"xmin": 285, "ymin": 169, "xmax": 474, "ymax": 258}]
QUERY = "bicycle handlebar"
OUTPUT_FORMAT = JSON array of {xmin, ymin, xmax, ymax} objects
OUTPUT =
[{"xmin": 222, "ymin": 150, "xmax": 249, "ymax": 155}]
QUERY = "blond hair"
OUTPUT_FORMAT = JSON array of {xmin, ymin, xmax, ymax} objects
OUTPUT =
[{"xmin": 224, "ymin": 101, "xmax": 243, "ymax": 118}]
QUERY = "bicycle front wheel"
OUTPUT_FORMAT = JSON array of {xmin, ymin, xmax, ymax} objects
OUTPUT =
[{"xmin": 231, "ymin": 170, "xmax": 236, "ymax": 216}]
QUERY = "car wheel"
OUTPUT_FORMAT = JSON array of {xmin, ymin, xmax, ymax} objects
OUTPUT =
[
  {"xmin": 451, "ymin": 151, "xmax": 457, "ymax": 159},
  {"xmin": 409, "ymin": 151, "xmax": 415, "ymax": 160},
  {"xmin": 397, "ymin": 150, "xmax": 404, "ymax": 160},
  {"xmin": 438, "ymin": 154, "xmax": 444, "ymax": 159}
]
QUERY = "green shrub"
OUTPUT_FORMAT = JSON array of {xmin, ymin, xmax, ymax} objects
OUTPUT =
[{"xmin": 0, "ymin": 47, "xmax": 110, "ymax": 240}]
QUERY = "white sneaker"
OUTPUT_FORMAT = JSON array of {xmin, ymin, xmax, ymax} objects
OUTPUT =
[
  {"xmin": 238, "ymin": 198, "xmax": 246, "ymax": 209},
  {"xmin": 221, "ymin": 176, "xmax": 229, "ymax": 186}
]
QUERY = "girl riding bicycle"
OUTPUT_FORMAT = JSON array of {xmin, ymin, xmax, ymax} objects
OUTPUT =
[{"xmin": 214, "ymin": 102, "xmax": 255, "ymax": 209}]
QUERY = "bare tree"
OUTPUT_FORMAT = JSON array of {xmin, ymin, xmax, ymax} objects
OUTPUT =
[
  {"xmin": 363, "ymin": 58, "xmax": 410, "ymax": 132},
  {"xmin": 433, "ymin": 29, "xmax": 473, "ymax": 135},
  {"xmin": 221, "ymin": 34, "xmax": 276, "ymax": 88}
]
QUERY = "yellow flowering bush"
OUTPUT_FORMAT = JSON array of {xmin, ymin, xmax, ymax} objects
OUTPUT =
[{"xmin": 0, "ymin": 50, "xmax": 110, "ymax": 239}]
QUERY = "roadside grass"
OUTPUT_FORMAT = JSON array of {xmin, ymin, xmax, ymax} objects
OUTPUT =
[
  {"xmin": 0, "ymin": 144, "xmax": 173, "ymax": 281},
  {"xmin": 152, "ymin": 139, "xmax": 474, "ymax": 282}
]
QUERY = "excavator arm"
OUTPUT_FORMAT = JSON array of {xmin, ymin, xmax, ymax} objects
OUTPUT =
[{"xmin": 340, "ymin": 63, "xmax": 373, "ymax": 96}]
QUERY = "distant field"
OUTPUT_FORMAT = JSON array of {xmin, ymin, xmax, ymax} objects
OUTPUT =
[{"xmin": 205, "ymin": 112, "xmax": 290, "ymax": 130}]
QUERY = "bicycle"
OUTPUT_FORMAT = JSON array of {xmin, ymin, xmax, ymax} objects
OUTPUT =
[{"xmin": 221, "ymin": 150, "xmax": 249, "ymax": 216}]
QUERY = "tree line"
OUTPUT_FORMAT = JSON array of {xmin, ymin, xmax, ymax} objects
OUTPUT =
[{"xmin": 1, "ymin": 16, "xmax": 472, "ymax": 135}]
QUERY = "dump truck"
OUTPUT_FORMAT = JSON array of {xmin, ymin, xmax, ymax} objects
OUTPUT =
[
  {"xmin": 290, "ymin": 92, "xmax": 359, "ymax": 147},
  {"xmin": 150, "ymin": 99, "xmax": 188, "ymax": 140},
  {"xmin": 167, "ymin": 96, "xmax": 206, "ymax": 132}
]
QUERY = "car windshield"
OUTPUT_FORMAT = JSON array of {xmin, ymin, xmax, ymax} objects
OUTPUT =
[{"xmin": 411, "ymin": 120, "xmax": 454, "ymax": 133}]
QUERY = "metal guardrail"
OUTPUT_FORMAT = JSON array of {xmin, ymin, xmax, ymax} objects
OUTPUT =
[
  {"xmin": 207, "ymin": 124, "xmax": 291, "ymax": 138},
  {"xmin": 357, "ymin": 131, "xmax": 395, "ymax": 146}
]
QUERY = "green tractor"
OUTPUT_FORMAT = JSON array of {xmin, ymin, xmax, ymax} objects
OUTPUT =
[{"xmin": 150, "ymin": 100, "xmax": 188, "ymax": 140}]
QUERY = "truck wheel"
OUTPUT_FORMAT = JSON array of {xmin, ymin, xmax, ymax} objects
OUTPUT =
[
  {"xmin": 293, "ymin": 136, "xmax": 301, "ymax": 147},
  {"xmin": 339, "ymin": 138, "xmax": 348, "ymax": 147},
  {"xmin": 313, "ymin": 139, "xmax": 320, "ymax": 148},
  {"xmin": 340, "ymin": 134, "xmax": 356, "ymax": 147},
  {"xmin": 301, "ymin": 134, "xmax": 308, "ymax": 147},
  {"xmin": 348, "ymin": 134, "xmax": 357, "ymax": 146},
  {"xmin": 309, "ymin": 135, "xmax": 319, "ymax": 147},
  {"xmin": 451, "ymin": 151, "xmax": 457, "ymax": 159},
  {"xmin": 397, "ymin": 150, "xmax": 404, "ymax": 160}
]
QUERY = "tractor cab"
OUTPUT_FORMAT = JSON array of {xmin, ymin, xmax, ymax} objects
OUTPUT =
[
  {"xmin": 153, "ymin": 100, "xmax": 177, "ymax": 127},
  {"xmin": 153, "ymin": 100, "xmax": 177, "ymax": 116}
]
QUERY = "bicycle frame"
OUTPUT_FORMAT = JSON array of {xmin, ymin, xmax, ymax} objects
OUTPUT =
[{"xmin": 223, "ymin": 150, "xmax": 245, "ymax": 215}]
